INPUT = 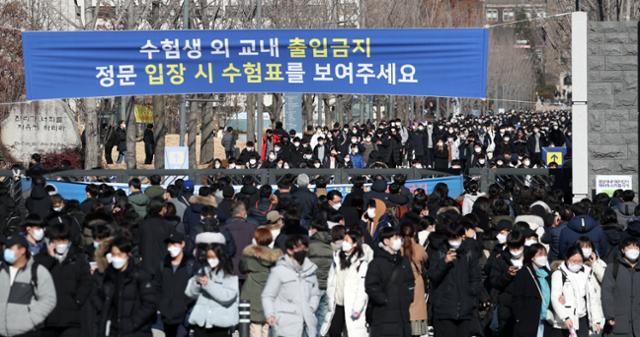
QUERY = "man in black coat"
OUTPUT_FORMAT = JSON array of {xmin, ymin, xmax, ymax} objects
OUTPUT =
[
  {"xmin": 26, "ymin": 175, "xmax": 52, "ymax": 221},
  {"xmin": 143, "ymin": 124, "xmax": 154, "ymax": 165},
  {"xmin": 38, "ymin": 222, "xmax": 93, "ymax": 337},
  {"xmin": 97, "ymin": 236, "xmax": 159, "ymax": 337},
  {"xmin": 159, "ymin": 231, "xmax": 194, "ymax": 337},
  {"xmin": 365, "ymin": 227, "xmax": 414, "ymax": 337},
  {"xmin": 428, "ymin": 222, "xmax": 482, "ymax": 337},
  {"xmin": 115, "ymin": 120, "xmax": 127, "ymax": 164},
  {"xmin": 139, "ymin": 199, "xmax": 172, "ymax": 276},
  {"xmin": 292, "ymin": 174, "xmax": 320, "ymax": 229}
]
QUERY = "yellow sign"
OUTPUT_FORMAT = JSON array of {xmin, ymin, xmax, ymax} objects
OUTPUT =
[
  {"xmin": 546, "ymin": 151, "xmax": 563, "ymax": 166},
  {"xmin": 134, "ymin": 105, "xmax": 154, "ymax": 124}
]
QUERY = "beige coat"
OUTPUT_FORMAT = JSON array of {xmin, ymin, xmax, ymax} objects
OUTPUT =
[{"xmin": 405, "ymin": 240, "xmax": 428, "ymax": 321}]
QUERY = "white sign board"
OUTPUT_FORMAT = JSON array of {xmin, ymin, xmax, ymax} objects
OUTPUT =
[
  {"xmin": 1, "ymin": 101, "xmax": 80, "ymax": 163},
  {"xmin": 596, "ymin": 175, "xmax": 633, "ymax": 196},
  {"xmin": 164, "ymin": 146, "xmax": 189, "ymax": 184}
]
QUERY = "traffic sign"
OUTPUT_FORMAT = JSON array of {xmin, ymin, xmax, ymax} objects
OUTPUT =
[{"xmin": 542, "ymin": 147, "xmax": 566, "ymax": 167}]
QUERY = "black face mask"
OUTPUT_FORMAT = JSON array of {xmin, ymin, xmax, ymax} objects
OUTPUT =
[{"xmin": 293, "ymin": 250, "xmax": 307, "ymax": 265}]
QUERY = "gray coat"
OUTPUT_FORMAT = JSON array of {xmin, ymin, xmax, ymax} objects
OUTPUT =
[
  {"xmin": 222, "ymin": 132, "xmax": 235, "ymax": 152},
  {"xmin": 602, "ymin": 256, "xmax": 640, "ymax": 337},
  {"xmin": 0, "ymin": 258, "xmax": 57, "ymax": 337},
  {"xmin": 262, "ymin": 255, "xmax": 321, "ymax": 337}
]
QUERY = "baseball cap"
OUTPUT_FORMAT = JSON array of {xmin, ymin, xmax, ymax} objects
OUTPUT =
[
  {"xmin": 165, "ymin": 230, "xmax": 186, "ymax": 244},
  {"xmin": 266, "ymin": 210, "xmax": 282, "ymax": 223}
]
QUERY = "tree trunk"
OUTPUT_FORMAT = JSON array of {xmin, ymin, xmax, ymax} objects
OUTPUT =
[
  {"xmin": 200, "ymin": 101, "xmax": 214, "ymax": 164},
  {"xmin": 153, "ymin": 95, "xmax": 165, "ymax": 169},
  {"xmin": 125, "ymin": 97, "xmax": 137, "ymax": 169},
  {"xmin": 270, "ymin": 93, "xmax": 284, "ymax": 125},
  {"xmin": 335, "ymin": 95, "xmax": 345, "ymax": 125},
  {"xmin": 323, "ymin": 95, "xmax": 333, "ymax": 126},
  {"xmin": 246, "ymin": 94, "xmax": 256, "ymax": 142},
  {"xmin": 83, "ymin": 98, "xmax": 99, "ymax": 169},
  {"xmin": 188, "ymin": 101, "xmax": 198, "ymax": 169},
  {"xmin": 303, "ymin": 94, "xmax": 315, "ymax": 128}
]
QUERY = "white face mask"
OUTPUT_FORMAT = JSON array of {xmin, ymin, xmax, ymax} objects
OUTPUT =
[
  {"xmin": 510, "ymin": 248, "xmax": 524, "ymax": 259},
  {"xmin": 367, "ymin": 208, "xmax": 376, "ymax": 219},
  {"xmin": 341, "ymin": 241, "xmax": 353, "ymax": 252},
  {"xmin": 55, "ymin": 243, "xmax": 70, "ymax": 255},
  {"xmin": 31, "ymin": 228, "xmax": 45, "ymax": 242},
  {"xmin": 314, "ymin": 163, "xmax": 321, "ymax": 168},
  {"xmin": 111, "ymin": 256, "xmax": 128, "ymax": 270},
  {"xmin": 228, "ymin": 164, "xmax": 236, "ymax": 169},
  {"xmin": 168, "ymin": 246, "xmax": 182, "ymax": 258},
  {"xmin": 331, "ymin": 203, "xmax": 341, "ymax": 211},
  {"xmin": 269, "ymin": 154, "xmax": 276, "ymax": 160},
  {"xmin": 249, "ymin": 159, "xmax": 257, "ymax": 165},
  {"xmin": 581, "ymin": 248, "xmax": 593, "ymax": 259},
  {"xmin": 105, "ymin": 253, "xmax": 113, "ymax": 264},
  {"xmin": 496, "ymin": 233, "xmax": 507, "ymax": 244},
  {"xmin": 274, "ymin": 147, "xmax": 281, "ymax": 152},
  {"xmin": 283, "ymin": 164, "xmax": 290, "ymax": 169},
  {"xmin": 533, "ymin": 256, "xmax": 548, "ymax": 268},
  {"xmin": 625, "ymin": 249, "xmax": 640, "ymax": 261},
  {"xmin": 390, "ymin": 238, "xmax": 403, "ymax": 252},
  {"xmin": 214, "ymin": 163, "xmax": 221, "ymax": 168},
  {"xmin": 448, "ymin": 240, "xmax": 462, "ymax": 250},
  {"xmin": 53, "ymin": 207, "xmax": 63, "ymax": 212},
  {"xmin": 524, "ymin": 239, "xmax": 537, "ymax": 247},
  {"xmin": 567, "ymin": 262, "xmax": 582, "ymax": 273},
  {"xmin": 208, "ymin": 258, "xmax": 219, "ymax": 269}
]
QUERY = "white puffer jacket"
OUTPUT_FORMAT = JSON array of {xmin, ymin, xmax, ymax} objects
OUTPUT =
[{"xmin": 550, "ymin": 263, "xmax": 604, "ymax": 332}]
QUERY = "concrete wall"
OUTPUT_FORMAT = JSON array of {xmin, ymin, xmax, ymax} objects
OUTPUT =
[{"xmin": 588, "ymin": 21, "xmax": 638, "ymax": 193}]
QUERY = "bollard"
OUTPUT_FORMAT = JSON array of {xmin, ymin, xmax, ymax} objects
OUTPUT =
[{"xmin": 239, "ymin": 299, "xmax": 251, "ymax": 337}]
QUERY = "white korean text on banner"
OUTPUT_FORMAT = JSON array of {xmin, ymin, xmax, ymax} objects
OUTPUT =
[{"xmin": 22, "ymin": 29, "xmax": 488, "ymax": 100}]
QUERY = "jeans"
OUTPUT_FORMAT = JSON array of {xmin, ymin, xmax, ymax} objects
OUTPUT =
[
  {"xmin": 315, "ymin": 291, "xmax": 330, "ymax": 335},
  {"xmin": 117, "ymin": 151, "xmax": 126, "ymax": 163}
]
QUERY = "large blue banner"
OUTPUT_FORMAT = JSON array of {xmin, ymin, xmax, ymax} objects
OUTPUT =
[{"xmin": 22, "ymin": 29, "xmax": 488, "ymax": 100}]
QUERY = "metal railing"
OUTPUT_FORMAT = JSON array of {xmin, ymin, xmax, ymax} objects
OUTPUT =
[
  {"xmin": 0, "ymin": 168, "xmax": 453, "ymax": 185},
  {"xmin": 469, "ymin": 168, "xmax": 553, "ymax": 192}
]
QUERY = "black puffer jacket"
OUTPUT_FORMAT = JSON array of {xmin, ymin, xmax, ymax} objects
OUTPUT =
[
  {"xmin": 97, "ymin": 263, "xmax": 159, "ymax": 337},
  {"xmin": 139, "ymin": 215, "xmax": 172, "ymax": 276},
  {"xmin": 37, "ymin": 247, "xmax": 93, "ymax": 328},
  {"xmin": 428, "ymin": 240, "xmax": 482, "ymax": 321},
  {"xmin": 365, "ymin": 247, "xmax": 414, "ymax": 337},
  {"xmin": 159, "ymin": 256, "xmax": 195, "ymax": 325}
]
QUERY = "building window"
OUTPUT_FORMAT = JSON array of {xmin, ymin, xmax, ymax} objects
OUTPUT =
[
  {"xmin": 502, "ymin": 9, "xmax": 515, "ymax": 22},
  {"xmin": 486, "ymin": 9, "xmax": 498, "ymax": 22}
]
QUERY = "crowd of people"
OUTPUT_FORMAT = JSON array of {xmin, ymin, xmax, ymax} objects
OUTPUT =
[
  {"xmin": 1, "ymin": 159, "xmax": 639, "ymax": 337},
  {"xmin": 215, "ymin": 110, "xmax": 571, "ymax": 171}
]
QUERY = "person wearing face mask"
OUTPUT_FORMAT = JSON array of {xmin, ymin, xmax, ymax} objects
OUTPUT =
[
  {"xmin": 186, "ymin": 233, "xmax": 239, "ymax": 337},
  {"xmin": 349, "ymin": 144, "xmax": 365, "ymax": 169},
  {"xmin": 21, "ymin": 214, "xmax": 47, "ymax": 256},
  {"xmin": 487, "ymin": 230, "xmax": 526, "ymax": 337},
  {"xmin": 240, "ymin": 228, "xmax": 282, "ymax": 337},
  {"xmin": 0, "ymin": 235, "xmax": 57, "ymax": 337},
  {"xmin": 509, "ymin": 244, "xmax": 552, "ymax": 337},
  {"xmin": 260, "ymin": 151, "xmax": 278, "ymax": 169},
  {"xmin": 262, "ymin": 235, "xmax": 321, "ymax": 337},
  {"xmin": 362, "ymin": 199, "xmax": 393, "ymax": 245},
  {"xmin": 321, "ymin": 229, "xmax": 373, "ymax": 337},
  {"xmin": 26, "ymin": 175, "xmax": 53, "ymax": 221},
  {"xmin": 550, "ymin": 245, "xmax": 604, "ymax": 337},
  {"xmin": 97, "ymin": 236, "xmax": 159, "ymax": 337},
  {"xmin": 602, "ymin": 237, "xmax": 640, "ymax": 337},
  {"xmin": 428, "ymin": 222, "xmax": 482, "ymax": 337},
  {"xmin": 365, "ymin": 227, "xmax": 414, "ymax": 337},
  {"xmin": 576, "ymin": 237, "xmax": 607, "ymax": 284},
  {"xmin": 35, "ymin": 223, "xmax": 92, "ymax": 337},
  {"xmin": 360, "ymin": 134, "xmax": 375, "ymax": 166},
  {"xmin": 433, "ymin": 139, "xmax": 449, "ymax": 171},
  {"xmin": 313, "ymin": 137, "xmax": 329, "ymax": 164}
]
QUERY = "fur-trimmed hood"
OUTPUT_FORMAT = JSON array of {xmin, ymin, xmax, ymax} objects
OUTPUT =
[
  {"xmin": 189, "ymin": 195, "xmax": 218, "ymax": 208},
  {"xmin": 242, "ymin": 244, "xmax": 282, "ymax": 264}
]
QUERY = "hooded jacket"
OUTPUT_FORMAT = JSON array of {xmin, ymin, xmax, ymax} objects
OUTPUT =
[
  {"xmin": 321, "ymin": 244, "xmax": 374, "ymax": 337},
  {"xmin": 550, "ymin": 263, "xmax": 604, "ymax": 331},
  {"xmin": 559, "ymin": 215, "xmax": 609, "ymax": 259},
  {"xmin": 182, "ymin": 195, "xmax": 218, "ymax": 239},
  {"xmin": 239, "ymin": 245, "xmax": 282, "ymax": 323},
  {"xmin": 0, "ymin": 258, "xmax": 57, "ymax": 337},
  {"xmin": 128, "ymin": 192, "xmax": 150, "ymax": 219},
  {"xmin": 26, "ymin": 185, "xmax": 52, "ymax": 221},
  {"xmin": 309, "ymin": 231, "xmax": 333, "ymax": 290},
  {"xmin": 143, "ymin": 185, "xmax": 165, "ymax": 200},
  {"xmin": 261, "ymin": 255, "xmax": 321, "ymax": 337}
]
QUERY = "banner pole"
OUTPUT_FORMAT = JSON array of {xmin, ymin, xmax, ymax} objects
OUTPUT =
[
  {"xmin": 179, "ymin": 0, "xmax": 190, "ymax": 147},
  {"xmin": 256, "ymin": 0, "xmax": 264, "ymax": 152}
]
